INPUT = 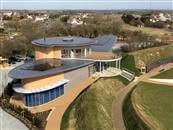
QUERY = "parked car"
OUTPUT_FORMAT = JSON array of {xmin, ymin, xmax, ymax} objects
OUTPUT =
[
  {"xmin": 8, "ymin": 56, "xmax": 21, "ymax": 64},
  {"xmin": 15, "ymin": 55, "xmax": 26, "ymax": 61}
]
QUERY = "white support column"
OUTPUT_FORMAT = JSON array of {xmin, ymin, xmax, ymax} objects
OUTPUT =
[
  {"xmin": 70, "ymin": 49, "xmax": 73, "ymax": 58},
  {"xmin": 84, "ymin": 48, "xmax": 87, "ymax": 57},
  {"xmin": 74, "ymin": 49, "xmax": 76, "ymax": 58},
  {"xmin": 70, "ymin": 49, "xmax": 75, "ymax": 58}
]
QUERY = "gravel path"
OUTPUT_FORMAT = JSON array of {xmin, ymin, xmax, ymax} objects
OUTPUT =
[{"xmin": 0, "ymin": 108, "xmax": 28, "ymax": 130}]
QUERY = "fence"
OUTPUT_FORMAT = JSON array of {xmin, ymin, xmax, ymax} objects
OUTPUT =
[{"xmin": 146, "ymin": 57, "xmax": 173, "ymax": 72}]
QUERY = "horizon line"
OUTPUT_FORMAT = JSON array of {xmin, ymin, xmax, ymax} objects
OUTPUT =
[{"xmin": 1, "ymin": 1, "xmax": 172, "ymax": 3}]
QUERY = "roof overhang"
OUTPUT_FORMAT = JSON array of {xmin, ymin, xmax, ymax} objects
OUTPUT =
[{"xmin": 13, "ymin": 79, "xmax": 69, "ymax": 94}]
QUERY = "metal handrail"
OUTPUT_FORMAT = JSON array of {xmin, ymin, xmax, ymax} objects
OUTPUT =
[{"xmin": 122, "ymin": 67, "xmax": 135, "ymax": 76}]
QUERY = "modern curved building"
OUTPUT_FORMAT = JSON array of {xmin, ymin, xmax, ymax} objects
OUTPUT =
[{"xmin": 9, "ymin": 35, "xmax": 122, "ymax": 108}]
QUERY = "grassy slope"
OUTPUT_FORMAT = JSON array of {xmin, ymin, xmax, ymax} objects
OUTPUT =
[
  {"xmin": 61, "ymin": 76, "xmax": 126, "ymax": 130},
  {"xmin": 130, "ymin": 45, "xmax": 173, "ymax": 68},
  {"xmin": 152, "ymin": 68, "xmax": 173, "ymax": 79},
  {"xmin": 132, "ymin": 82, "xmax": 173, "ymax": 130},
  {"xmin": 121, "ymin": 53, "xmax": 141, "ymax": 76},
  {"xmin": 121, "ymin": 45, "xmax": 173, "ymax": 76}
]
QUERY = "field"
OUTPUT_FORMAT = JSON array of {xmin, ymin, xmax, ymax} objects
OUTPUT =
[
  {"xmin": 112, "ymin": 15, "xmax": 173, "ymax": 41},
  {"xmin": 61, "ymin": 76, "xmax": 127, "ymax": 130},
  {"xmin": 123, "ymin": 22, "xmax": 173, "ymax": 40},
  {"xmin": 152, "ymin": 68, "xmax": 173, "ymax": 79},
  {"xmin": 130, "ymin": 82, "xmax": 173, "ymax": 130}
]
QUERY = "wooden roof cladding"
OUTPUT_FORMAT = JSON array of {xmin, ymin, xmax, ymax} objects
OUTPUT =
[{"xmin": 86, "ymin": 52, "xmax": 118, "ymax": 60}]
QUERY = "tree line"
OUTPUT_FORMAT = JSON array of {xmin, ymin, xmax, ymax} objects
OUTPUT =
[{"xmin": 0, "ymin": 14, "xmax": 158, "ymax": 57}]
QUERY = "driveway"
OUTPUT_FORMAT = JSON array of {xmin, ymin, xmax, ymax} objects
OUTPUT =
[
  {"xmin": 0, "ymin": 108, "xmax": 28, "ymax": 130},
  {"xmin": 0, "ymin": 62, "xmax": 28, "ymax": 130},
  {"xmin": 0, "ymin": 62, "xmax": 24, "ymax": 95}
]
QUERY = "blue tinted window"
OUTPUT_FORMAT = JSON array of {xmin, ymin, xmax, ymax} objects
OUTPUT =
[
  {"xmin": 60, "ymin": 86, "xmax": 64, "ymax": 95},
  {"xmin": 44, "ymin": 91, "xmax": 49, "ymax": 103},
  {"xmin": 40, "ymin": 92, "xmax": 44, "ymax": 105},
  {"xmin": 55, "ymin": 87, "xmax": 59, "ymax": 97},
  {"xmin": 50, "ymin": 89, "xmax": 55, "ymax": 100},
  {"xmin": 35, "ymin": 93, "xmax": 40, "ymax": 106},
  {"xmin": 25, "ymin": 84, "xmax": 65, "ymax": 107},
  {"xmin": 32, "ymin": 94, "xmax": 36, "ymax": 106},
  {"xmin": 28, "ymin": 94, "xmax": 32, "ymax": 107}
]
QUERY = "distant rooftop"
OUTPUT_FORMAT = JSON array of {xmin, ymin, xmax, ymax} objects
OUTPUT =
[
  {"xmin": 9, "ymin": 58, "xmax": 94, "ymax": 79},
  {"xmin": 32, "ymin": 37, "xmax": 96, "ymax": 47}
]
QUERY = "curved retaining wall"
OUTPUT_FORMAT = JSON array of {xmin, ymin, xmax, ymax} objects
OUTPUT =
[
  {"xmin": 146, "ymin": 57, "xmax": 173, "ymax": 72},
  {"xmin": 122, "ymin": 88, "xmax": 150, "ymax": 130}
]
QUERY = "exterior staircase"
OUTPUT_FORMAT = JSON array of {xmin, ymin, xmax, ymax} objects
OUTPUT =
[{"xmin": 120, "ymin": 69, "xmax": 135, "ymax": 81}]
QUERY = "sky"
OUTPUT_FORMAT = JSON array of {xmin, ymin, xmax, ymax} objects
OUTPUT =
[{"xmin": 0, "ymin": 0, "xmax": 173, "ymax": 10}]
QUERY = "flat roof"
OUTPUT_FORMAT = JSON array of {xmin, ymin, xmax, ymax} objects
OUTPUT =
[
  {"xmin": 8, "ymin": 58, "xmax": 94, "ymax": 79},
  {"xmin": 32, "ymin": 37, "xmax": 96, "ymax": 47},
  {"xmin": 92, "ymin": 35, "xmax": 117, "ymax": 52}
]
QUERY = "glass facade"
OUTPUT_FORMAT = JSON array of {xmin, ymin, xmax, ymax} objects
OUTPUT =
[
  {"xmin": 24, "ymin": 85, "xmax": 64, "ymax": 107},
  {"xmin": 61, "ymin": 48, "xmax": 90, "ymax": 58}
]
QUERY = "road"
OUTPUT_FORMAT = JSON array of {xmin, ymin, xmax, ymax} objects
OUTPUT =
[
  {"xmin": 0, "ymin": 108, "xmax": 28, "ymax": 130},
  {"xmin": 0, "ymin": 62, "xmax": 28, "ymax": 130},
  {"xmin": 0, "ymin": 62, "xmax": 24, "ymax": 95}
]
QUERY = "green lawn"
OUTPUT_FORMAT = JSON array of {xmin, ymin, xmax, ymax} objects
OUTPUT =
[
  {"xmin": 61, "ymin": 77, "xmax": 126, "ymax": 130},
  {"xmin": 152, "ymin": 68, "xmax": 173, "ymax": 79},
  {"xmin": 132, "ymin": 82, "xmax": 173, "ymax": 130}
]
